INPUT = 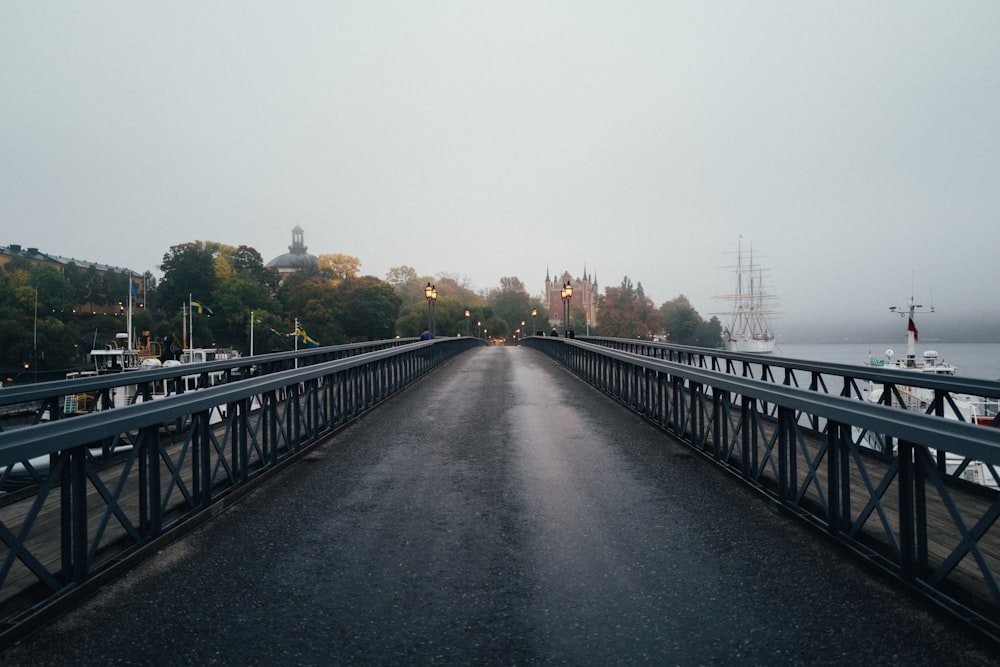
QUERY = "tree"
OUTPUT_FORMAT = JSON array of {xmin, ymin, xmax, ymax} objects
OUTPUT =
[
  {"xmin": 488, "ymin": 278, "xmax": 532, "ymax": 335},
  {"xmin": 660, "ymin": 296, "xmax": 702, "ymax": 344},
  {"xmin": 499, "ymin": 276, "xmax": 525, "ymax": 293},
  {"xmin": 318, "ymin": 253, "xmax": 361, "ymax": 283},
  {"xmin": 343, "ymin": 279, "xmax": 401, "ymax": 341},
  {"xmin": 157, "ymin": 242, "xmax": 219, "ymax": 315},
  {"xmin": 213, "ymin": 274, "xmax": 275, "ymax": 351},
  {"xmin": 660, "ymin": 295, "xmax": 723, "ymax": 347},
  {"xmin": 276, "ymin": 266, "xmax": 346, "ymax": 346},
  {"xmin": 596, "ymin": 276, "xmax": 657, "ymax": 338}
]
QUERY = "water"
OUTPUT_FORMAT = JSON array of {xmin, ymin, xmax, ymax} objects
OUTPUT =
[{"xmin": 773, "ymin": 342, "xmax": 1000, "ymax": 382}]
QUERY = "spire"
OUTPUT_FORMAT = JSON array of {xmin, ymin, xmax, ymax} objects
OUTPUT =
[{"xmin": 289, "ymin": 226, "xmax": 307, "ymax": 255}]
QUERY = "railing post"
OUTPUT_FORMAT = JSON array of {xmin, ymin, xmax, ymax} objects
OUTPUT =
[
  {"xmin": 62, "ymin": 447, "xmax": 88, "ymax": 584},
  {"xmin": 898, "ymin": 440, "xmax": 916, "ymax": 580},
  {"xmin": 197, "ymin": 411, "xmax": 212, "ymax": 507},
  {"xmin": 238, "ymin": 398, "xmax": 250, "ymax": 486},
  {"xmin": 778, "ymin": 405, "xmax": 791, "ymax": 503}
]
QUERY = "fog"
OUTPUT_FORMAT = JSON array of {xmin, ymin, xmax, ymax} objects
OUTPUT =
[{"xmin": 3, "ymin": 2, "xmax": 998, "ymax": 341}]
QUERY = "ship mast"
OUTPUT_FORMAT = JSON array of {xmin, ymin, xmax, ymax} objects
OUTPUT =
[{"xmin": 889, "ymin": 296, "xmax": 932, "ymax": 363}]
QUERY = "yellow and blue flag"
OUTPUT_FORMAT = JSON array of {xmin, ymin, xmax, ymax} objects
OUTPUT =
[
  {"xmin": 296, "ymin": 327, "xmax": 319, "ymax": 348},
  {"xmin": 191, "ymin": 300, "xmax": 213, "ymax": 315}
]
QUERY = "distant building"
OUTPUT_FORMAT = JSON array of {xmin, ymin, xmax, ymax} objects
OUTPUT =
[
  {"xmin": 265, "ymin": 226, "xmax": 318, "ymax": 277},
  {"xmin": 0, "ymin": 243, "xmax": 142, "ymax": 313},
  {"xmin": 545, "ymin": 267, "xmax": 598, "ymax": 331}
]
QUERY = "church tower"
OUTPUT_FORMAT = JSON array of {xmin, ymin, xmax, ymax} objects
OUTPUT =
[{"xmin": 544, "ymin": 266, "xmax": 598, "ymax": 332}]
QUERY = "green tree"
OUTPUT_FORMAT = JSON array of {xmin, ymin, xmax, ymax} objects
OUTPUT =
[
  {"xmin": 596, "ymin": 276, "xmax": 657, "ymax": 338},
  {"xmin": 276, "ymin": 265, "xmax": 346, "ymax": 346},
  {"xmin": 487, "ymin": 277, "xmax": 532, "ymax": 335},
  {"xmin": 157, "ymin": 242, "xmax": 219, "ymax": 315},
  {"xmin": 395, "ymin": 300, "xmax": 430, "ymax": 338},
  {"xmin": 660, "ymin": 295, "xmax": 723, "ymax": 347},
  {"xmin": 660, "ymin": 295, "xmax": 702, "ymax": 344},
  {"xmin": 208, "ymin": 244, "xmax": 279, "ymax": 351},
  {"xmin": 213, "ymin": 274, "xmax": 274, "ymax": 351},
  {"xmin": 343, "ymin": 278, "xmax": 402, "ymax": 341}
]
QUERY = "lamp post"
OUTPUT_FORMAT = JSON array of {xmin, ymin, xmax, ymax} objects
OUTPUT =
[
  {"xmin": 561, "ymin": 280, "xmax": 573, "ymax": 336},
  {"xmin": 531, "ymin": 309, "xmax": 537, "ymax": 335},
  {"xmin": 477, "ymin": 321, "xmax": 481, "ymax": 339},
  {"xmin": 465, "ymin": 310, "xmax": 471, "ymax": 337},
  {"xmin": 424, "ymin": 282, "xmax": 438, "ymax": 337},
  {"xmin": 33, "ymin": 286, "xmax": 38, "ymax": 383}
]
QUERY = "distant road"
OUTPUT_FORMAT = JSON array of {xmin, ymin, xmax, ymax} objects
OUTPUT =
[{"xmin": 4, "ymin": 346, "xmax": 995, "ymax": 665}]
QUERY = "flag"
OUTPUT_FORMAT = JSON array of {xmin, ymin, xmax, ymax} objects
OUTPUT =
[
  {"xmin": 908, "ymin": 317, "xmax": 918, "ymax": 342},
  {"xmin": 130, "ymin": 281, "xmax": 137, "ymax": 297},
  {"xmin": 296, "ymin": 326, "xmax": 319, "ymax": 348},
  {"xmin": 191, "ymin": 300, "xmax": 213, "ymax": 315}
]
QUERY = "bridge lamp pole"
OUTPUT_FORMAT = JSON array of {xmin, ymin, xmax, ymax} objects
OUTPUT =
[
  {"xmin": 425, "ymin": 283, "xmax": 438, "ymax": 337},
  {"xmin": 531, "ymin": 309, "xmax": 537, "ymax": 335},
  {"xmin": 465, "ymin": 310, "xmax": 471, "ymax": 336},
  {"xmin": 561, "ymin": 281, "xmax": 573, "ymax": 336},
  {"xmin": 477, "ymin": 321, "xmax": 481, "ymax": 339}
]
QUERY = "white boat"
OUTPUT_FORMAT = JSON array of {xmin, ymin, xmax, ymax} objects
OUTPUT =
[
  {"xmin": 863, "ymin": 296, "xmax": 999, "ymax": 488},
  {"xmin": 716, "ymin": 240, "xmax": 778, "ymax": 354},
  {"xmin": 864, "ymin": 296, "xmax": 997, "ymax": 423},
  {"xmin": 61, "ymin": 336, "xmax": 241, "ymax": 416}
]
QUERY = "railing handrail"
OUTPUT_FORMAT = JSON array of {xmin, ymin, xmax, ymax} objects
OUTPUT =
[
  {"xmin": 580, "ymin": 336, "xmax": 1000, "ymax": 398},
  {"xmin": 0, "ymin": 340, "xmax": 444, "ymax": 465},
  {"xmin": 0, "ymin": 338, "xmax": 419, "ymax": 408},
  {"xmin": 540, "ymin": 337, "xmax": 1000, "ymax": 463}
]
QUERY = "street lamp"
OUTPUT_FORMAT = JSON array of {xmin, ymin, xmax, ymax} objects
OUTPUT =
[
  {"xmin": 465, "ymin": 310, "xmax": 471, "ymax": 336},
  {"xmin": 561, "ymin": 280, "xmax": 573, "ymax": 336},
  {"xmin": 531, "ymin": 309, "xmax": 537, "ymax": 335},
  {"xmin": 477, "ymin": 321, "xmax": 481, "ymax": 339},
  {"xmin": 424, "ymin": 282, "xmax": 438, "ymax": 337}
]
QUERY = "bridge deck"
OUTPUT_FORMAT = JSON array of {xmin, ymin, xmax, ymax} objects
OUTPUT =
[{"xmin": 3, "ymin": 346, "xmax": 995, "ymax": 664}]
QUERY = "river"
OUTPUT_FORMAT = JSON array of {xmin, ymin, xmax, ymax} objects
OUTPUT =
[{"xmin": 774, "ymin": 342, "xmax": 1000, "ymax": 382}]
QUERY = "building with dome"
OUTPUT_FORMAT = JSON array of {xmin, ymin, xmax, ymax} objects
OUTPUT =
[{"xmin": 266, "ymin": 226, "xmax": 318, "ymax": 278}]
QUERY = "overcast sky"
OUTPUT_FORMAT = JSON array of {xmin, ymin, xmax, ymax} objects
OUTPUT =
[{"xmin": 3, "ymin": 2, "xmax": 998, "ymax": 340}]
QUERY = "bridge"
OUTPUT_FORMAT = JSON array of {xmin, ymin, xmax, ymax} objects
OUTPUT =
[{"xmin": 1, "ymin": 337, "xmax": 1000, "ymax": 663}]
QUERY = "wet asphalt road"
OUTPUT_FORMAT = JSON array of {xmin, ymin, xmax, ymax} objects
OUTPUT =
[{"xmin": 4, "ymin": 346, "xmax": 996, "ymax": 665}]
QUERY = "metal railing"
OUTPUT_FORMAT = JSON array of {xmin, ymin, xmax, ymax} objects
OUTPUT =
[
  {"xmin": 0, "ymin": 339, "xmax": 418, "ymax": 431},
  {"xmin": 0, "ymin": 337, "xmax": 479, "ymax": 644},
  {"xmin": 525, "ymin": 336, "xmax": 1000, "ymax": 640},
  {"xmin": 581, "ymin": 337, "xmax": 1000, "ymax": 421}
]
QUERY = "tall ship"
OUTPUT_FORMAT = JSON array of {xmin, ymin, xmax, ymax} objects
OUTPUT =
[{"xmin": 716, "ymin": 240, "xmax": 778, "ymax": 354}]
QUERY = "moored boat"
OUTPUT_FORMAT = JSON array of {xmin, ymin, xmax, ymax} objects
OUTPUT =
[
  {"xmin": 864, "ymin": 295, "xmax": 997, "ymax": 423},
  {"xmin": 863, "ymin": 295, "xmax": 1000, "ymax": 488}
]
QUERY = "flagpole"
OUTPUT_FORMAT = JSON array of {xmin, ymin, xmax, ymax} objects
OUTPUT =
[
  {"xmin": 249, "ymin": 311, "xmax": 255, "ymax": 357},
  {"xmin": 127, "ymin": 276, "xmax": 133, "ymax": 352},
  {"xmin": 189, "ymin": 293, "xmax": 194, "ymax": 351},
  {"xmin": 294, "ymin": 318, "xmax": 299, "ymax": 369}
]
